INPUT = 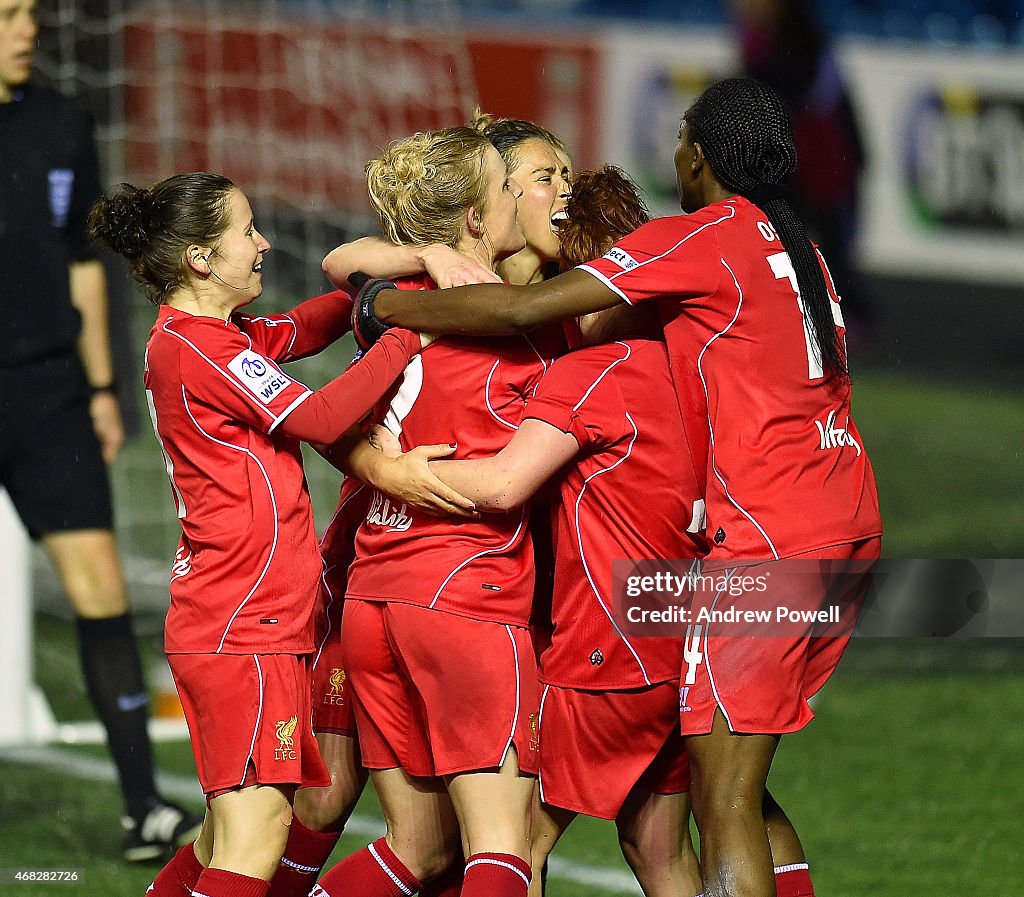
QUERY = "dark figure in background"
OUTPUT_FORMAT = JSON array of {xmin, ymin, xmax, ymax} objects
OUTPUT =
[
  {"xmin": 0, "ymin": 0, "xmax": 200, "ymax": 861},
  {"xmin": 731, "ymin": 0, "xmax": 873, "ymax": 337}
]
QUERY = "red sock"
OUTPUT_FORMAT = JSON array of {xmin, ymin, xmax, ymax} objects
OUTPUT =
[
  {"xmin": 192, "ymin": 868, "xmax": 269, "ymax": 897},
  {"xmin": 148, "ymin": 843, "xmax": 205, "ymax": 895},
  {"xmin": 314, "ymin": 837, "xmax": 422, "ymax": 897},
  {"xmin": 419, "ymin": 856, "xmax": 464, "ymax": 897},
  {"xmin": 775, "ymin": 863, "xmax": 815, "ymax": 897},
  {"xmin": 267, "ymin": 817, "xmax": 342, "ymax": 897},
  {"xmin": 462, "ymin": 853, "xmax": 531, "ymax": 897}
]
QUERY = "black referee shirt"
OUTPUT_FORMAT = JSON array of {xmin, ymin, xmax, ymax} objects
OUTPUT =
[{"xmin": 0, "ymin": 83, "xmax": 103, "ymax": 366}]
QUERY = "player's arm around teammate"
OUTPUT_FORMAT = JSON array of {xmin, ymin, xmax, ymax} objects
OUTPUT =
[{"xmin": 88, "ymin": 172, "xmax": 432, "ymax": 897}]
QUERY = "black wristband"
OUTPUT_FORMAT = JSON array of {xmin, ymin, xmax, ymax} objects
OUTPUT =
[{"xmin": 90, "ymin": 381, "xmax": 118, "ymax": 395}]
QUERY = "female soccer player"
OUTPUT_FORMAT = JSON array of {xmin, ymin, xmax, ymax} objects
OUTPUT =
[
  {"xmin": 351, "ymin": 78, "xmax": 883, "ymax": 897},
  {"xmin": 312, "ymin": 125, "xmax": 547, "ymax": 897},
  {"xmin": 88, "ymin": 172, "xmax": 430, "ymax": 897}
]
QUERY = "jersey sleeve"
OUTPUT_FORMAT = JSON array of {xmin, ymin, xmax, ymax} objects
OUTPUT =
[
  {"xmin": 233, "ymin": 289, "xmax": 354, "ymax": 363},
  {"xmin": 173, "ymin": 321, "xmax": 314, "ymax": 434},
  {"xmin": 523, "ymin": 347, "xmax": 628, "ymax": 449},
  {"xmin": 576, "ymin": 216, "xmax": 723, "ymax": 306}
]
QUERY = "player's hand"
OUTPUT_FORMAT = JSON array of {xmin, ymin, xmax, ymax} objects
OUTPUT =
[
  {"xmin": 89, "ymin": 391, "xmax": 125, "ymax": 464},
  {"xmin": 350, "ymin": 273, "xmax": 396, "ymax": 351},
  {"xmin": 420, "ymin": 244, "xmax": 502, "ymax": 288},
  {"xmin": 368, "ymin": 443, "xmax": 477, "ymax": 518}
]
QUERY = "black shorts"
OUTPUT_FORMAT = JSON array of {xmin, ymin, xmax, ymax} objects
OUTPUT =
[{"xmin": 0, "ymin": 352, "xmax": 113, "ymax": 538}]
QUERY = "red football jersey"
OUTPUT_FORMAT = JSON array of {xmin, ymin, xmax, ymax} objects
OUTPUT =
[
  {"xmin": 524, "ymin": 339, "xmax": 707, "ymax": 690},
  {"xmin": 346, "ymin": 275, "xmax": 554, "ymax": 626},
  {"xmin": 580, "ymin": 197, "xmax": 882, "ymax": 560},
  {"xmin": 146, "ymin": 299, "xmax": 346, "ymax": 654}
]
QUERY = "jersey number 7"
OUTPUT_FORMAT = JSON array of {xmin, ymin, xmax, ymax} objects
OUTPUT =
[{"xmin": 767, "ymin": 251, "xmax": 845, "ymax": 380}]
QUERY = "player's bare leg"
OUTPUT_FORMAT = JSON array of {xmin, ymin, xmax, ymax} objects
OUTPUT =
[
  {"xmin": 527, "ymin": 796, "xmax": 575, "ymax": 897},
  {"xmin": 763, "ymin": 789, "xmax": 804, "ymax": 865},
  {"xmin": 208, "ymin": 784, "xmax": 296, "ymax": 880},
  {"xmin": 193, "ymin": 810, "xmax": 214, "ymax": 866},
  {"xmin": 267, "ymin": 733, "xmax": 368, "ymax": 896},
  {"xmin": 446, "ymin": 748, "xmax": 534, "ymax": 858},
  {"xmin": 445, "ymin": 748, "xmax": 535, "ymax": 895},
  {"xmin": 616, "ymin": 788, "xmax": 702, "ymax": 897},
  {"xmin": 372, "ymin": 766, "xmax": 461, "ymax": 881},
  {"xmin": 294, "ymin": 732, "xmax": 368, "ymax": 832},
  {"xmin": 685, "ymin": 710, "xmax": 779, "ymax": 897}
]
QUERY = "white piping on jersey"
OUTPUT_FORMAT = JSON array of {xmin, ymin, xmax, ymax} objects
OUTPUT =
[
  {"xmin": 270, "ymin": 390, "xmax": 313, "ymax": 433},
  {"xmin": 498, "ymin": 625, "xmax": 523, "ymax": 770},
  {"xmin": 485, "ymin": 359, "xmax": 520, "ymax": 431},
  {"xmin": 574, "ymin": 410, "xmax": 651, "ymax": 685},
  {"xmin": 383, "ymin": 355, "xmax": 423, "ymax": 438},
  {"xmin": 577, "ymin": 202, "xmax": 738, "ymax": 305},
  {"xmin": 536, "ymin": 684, "xmax": 551, "ymax": 806},
  {"xmin": 429, "ymin": 505, "xmax": 527, "ymax": 607},
  {"xmin": 696, "ymin": 260, "xmax": 780, "ymax": 560},
  {"xmin": 145, "ymin": 389, "xmax": 187, "ymax": 519},
  {"xmin": 572, "ymin": 341, "xmax": 631, "ymax": 412},
  {"xmin": 465, "ymin": 857, "xmax": 531, "ymax": 887},
  {"xmin": 237, "ymin": 312, "xmax": 300, "ymax": 357},
  {"xmin": 181, "ymin": 388, "xmax": 282, "ymax": 652},
  {"xmin": 368, "ymin": 841, "xmax": 415, "ymax": 895},
  {"xmin": 161, "ymin": 319, "xmax": 282, "ymax": 423},
  {"xmin": 701, "ymin": 572, "xmax": 736, "ymax": 732},
  {"xmin": 522, "ymin": 333, "xmax": 550, "ymax": 378},
  {"xmin": 313, "ymin": 482, "xmax": 368, "ymax": 668},
  {"xmin": 240, "ymin": 655, "xmax": 266, "ymax": 788}
]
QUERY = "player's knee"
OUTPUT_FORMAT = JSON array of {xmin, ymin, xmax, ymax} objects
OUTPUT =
[
  {"xmin": 294, "ymin": 781, "xmax": 357, "ymax": 832},
  {"xmin": 386, "ymin": 829, "xmax": 459, "ymax": 882}
]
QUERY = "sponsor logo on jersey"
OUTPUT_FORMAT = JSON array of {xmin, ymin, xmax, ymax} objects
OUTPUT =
[
  {"xmin": 228, "ymin": 351, "xmax": 292, "ymax": 403},
  {"xmin": 365, "ymin": 492, "xmax": 413, "ymax": 532},
  {"xmin": 589, "ymin": 648, "xmax": 604, "ymax": 666},
  {"xmin": 171, "ymin": 547, "xmax": 192, "ymax": 580},
  {"xmin": 323, "ymin": 668, "xmax": 347, "ymax": 706},
  {"xmin": 274, "ymin": 715, "xmax": 298, "ymax": 761},
  {"xmin": 814, "ymin": 409, "xmax": 862, "ymax": 456},
  {"xmin": 603, "ymin": 247, "xmax": 639, "ymax": 271},
  {"xmin": 48, "ymin": 168, "xmax": 74, "ymax": 228},
  {"xmin": 528, "ymin": 712, "xmax": 540, "ymax": 753}
]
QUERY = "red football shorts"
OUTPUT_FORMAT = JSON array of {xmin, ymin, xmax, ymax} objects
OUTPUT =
[
  {"xmin": 311, "ymin": 480, "xmax": 370, "ymax": 737},
  {"xmin": 310, "ymin": 586, "xmax": 356, "ymax": 737},
  {"xmin": 341, "ymin": 599, "xmax": 540, "ymax": 778},
  {"xmin": 537, "ymin": 681, "xmax": 688, "ymax": 820},
  {"xmin": 169, "ymin": 652, "xmax": 330, "ymax": 798},
  {"xmin": 680, "ymin": 537, "xmax": 881, "ymax": 736}
]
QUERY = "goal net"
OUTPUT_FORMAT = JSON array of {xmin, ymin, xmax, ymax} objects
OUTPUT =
[{"xmin": 33, "ymin": 0, "xmax": 480, "ymax": 607}]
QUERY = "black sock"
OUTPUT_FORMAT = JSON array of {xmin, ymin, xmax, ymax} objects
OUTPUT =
[{"xmin": 76, "ymin": 613, "xmax": 158, "ymax": 820}]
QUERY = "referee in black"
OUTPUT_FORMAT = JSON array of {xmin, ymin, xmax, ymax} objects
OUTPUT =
[{"xmin": 0, "ymin": 0, "xmax": 200, "ymax": 861}]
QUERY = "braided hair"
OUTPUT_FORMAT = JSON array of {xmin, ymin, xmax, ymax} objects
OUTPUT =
[{"xmin": 684, "ymin": 77, "xmax": 847, "ymax": 379}]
